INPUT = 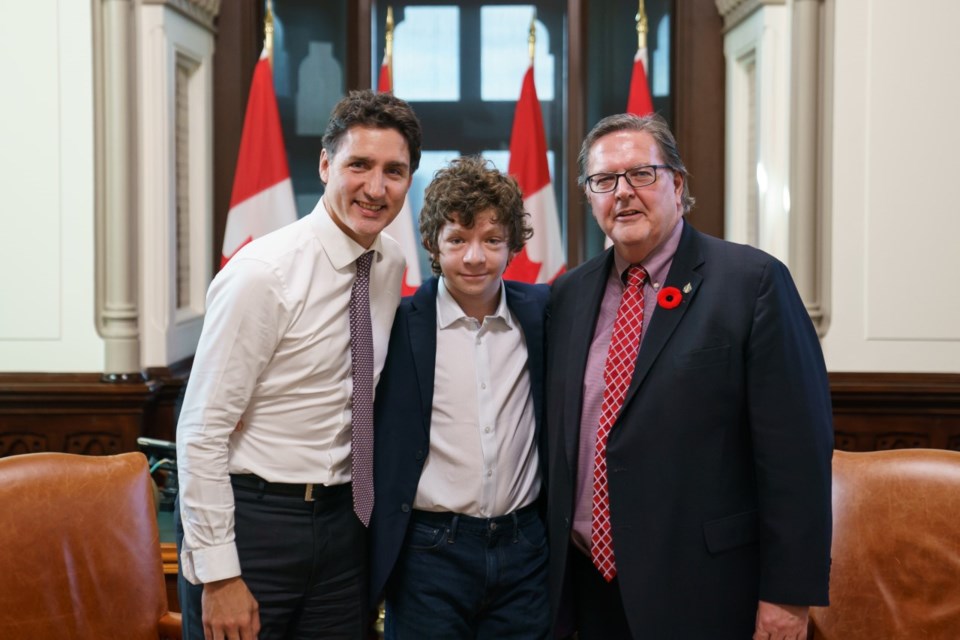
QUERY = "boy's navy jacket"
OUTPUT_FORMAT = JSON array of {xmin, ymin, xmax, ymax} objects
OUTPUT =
[{"xmin": 367, "ymin": 276, "xmax": 549, "ymax": 607}]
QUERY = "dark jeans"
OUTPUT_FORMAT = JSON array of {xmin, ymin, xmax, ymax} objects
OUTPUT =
[
  {"xmin": 175, "ymin": 477, "xmax": 368, "ymax": 640},
  {"xmin": 384, "ymin": 505, "xmax": 549, "ymax": 640}
]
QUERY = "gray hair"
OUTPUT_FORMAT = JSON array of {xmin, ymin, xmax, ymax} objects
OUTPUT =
[{"xmin": 578, "ymin": 113, "xmax": 695, "ymax": 214}]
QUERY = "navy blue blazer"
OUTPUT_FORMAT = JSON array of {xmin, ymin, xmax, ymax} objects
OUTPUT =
[
  {"xmin": 369, "ymin": 276, "xmax": 549, "ymax": 607},
  {"xmin": 545, "ymin": 222, "xmax": 833, "ymax": 638}
]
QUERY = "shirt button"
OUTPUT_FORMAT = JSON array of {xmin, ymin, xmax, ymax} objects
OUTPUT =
[
  {"xmin": 481, "ymin": 382, "xmax": 487, "ymax": 389},
  {"xmin": 484, "ymin": 427, "xmax": 491, "ymax": 434},
  {"xmin": 486, "ymin": 470, "xmax": 493, "ymax": 477}
]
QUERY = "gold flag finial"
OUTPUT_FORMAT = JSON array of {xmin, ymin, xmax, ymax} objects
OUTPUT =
[
  {"xmin": 385, "ymin": 6, "xmax": 395, "ymax": 60},
  {"xmin": 636, "ymin": 0, "xmax": 648, "ymax": 51},
  {"xmin": 528, "ymin": 9, "xmax": 537, "ymax": 65},
  {"xmin": 265, "ymin": 0, "xmax": 275, "ymax": 67}
]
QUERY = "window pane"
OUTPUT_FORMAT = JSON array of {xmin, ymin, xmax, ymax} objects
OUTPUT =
[
  {"xmin": 653, "ymin": 15, "xmax": 670, "ymax": 98},
  {"xmin": 480, "ymin": 6, "xmax": 555, "ymax": 101},
  {"xmin": 482, "ymin": 150, "xmax": 555, "ymax": 184},
  {"xmin": 394, "ymin": 7, "xmax": 460, "ymax": 101},
  {"xmin": 272, "ymin": 0, "xmax": 349, "ymax": 218}
]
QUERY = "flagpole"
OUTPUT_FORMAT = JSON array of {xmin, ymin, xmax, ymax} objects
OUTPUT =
[
  {"xmin": 636, "ymin": 0, "xmax": 648, "ymax": 51},
  {"xmin": 528, "ymin": 10, "xmax": 536, "ymax": 65},
  {"xmin": 265, "ymin": 0, "xmax": 275, "ymax": 67},
  {"xmin": 385, "ymin": 6, "xmax": 395, "ymax": 82}
]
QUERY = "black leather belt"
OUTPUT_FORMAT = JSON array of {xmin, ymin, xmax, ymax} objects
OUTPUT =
[
  {"xmin": 411, "ymin": 502, "xmax": 539, "ymax": 530},
  {"xmin": 230, "ymin": 474, "xmax": 349, "ymax": 502}
]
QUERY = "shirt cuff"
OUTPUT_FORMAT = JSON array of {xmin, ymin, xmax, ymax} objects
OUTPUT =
[{"xmin": 180, "ymin": 542, "xmax": 242, "ymax": 585}]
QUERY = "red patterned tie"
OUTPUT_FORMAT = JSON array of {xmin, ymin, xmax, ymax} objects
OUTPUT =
[{"xmin": 592, "ymin": 265, "xmax": 647, "ymax": 581}]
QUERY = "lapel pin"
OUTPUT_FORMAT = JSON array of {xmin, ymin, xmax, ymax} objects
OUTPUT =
[{"xmin": 682, "ymin": 283, "xmax": 692, "ymax": 294}]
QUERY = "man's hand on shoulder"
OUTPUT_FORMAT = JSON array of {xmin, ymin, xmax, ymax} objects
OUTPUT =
[
  {"xmin": 753, "ymin": 600, "xmax": 808, "ymax": 640},
  {"xmin": 202, "ymin": 576, "xmax": 260, "ymax": 640}
]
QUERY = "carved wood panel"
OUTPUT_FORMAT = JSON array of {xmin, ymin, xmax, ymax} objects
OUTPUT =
[
  {"xmin": 830, "ymin": 372, "xmax": 960, "ymax": 453},
  {"xmin": 0, "ymin": 433, "xmax": 48, "ymax": 457},
  {"xmin": 0, "ymin": 372, "xmax": 184, "ymax": 458}
]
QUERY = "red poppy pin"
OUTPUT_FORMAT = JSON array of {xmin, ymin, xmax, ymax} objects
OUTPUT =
[{"xmin": 657, "ymin": 286, "xmax": 683, "ymax": 309}]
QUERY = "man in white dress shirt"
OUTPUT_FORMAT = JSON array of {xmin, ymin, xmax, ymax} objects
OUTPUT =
[
  {"xmin": 369, "ymin": 156, "xmax": 551, "ymax": 638},
  {"xmin": 176, "ymin": 90, "xmax": 421, "ymax": 640}
]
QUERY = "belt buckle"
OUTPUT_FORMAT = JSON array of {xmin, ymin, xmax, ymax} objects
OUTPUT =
[{"xmin": 304, "ymin": 483, "xmax": 315, "ymax": 502}]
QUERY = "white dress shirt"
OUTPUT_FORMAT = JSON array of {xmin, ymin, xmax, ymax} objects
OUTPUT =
[
  {"xmin": 177, "ymin": 198, "xmax": 404, "ymax": 584},
  {"xmin": 413, "ymin": 278, "xmax": 541, "ymax": 518}
]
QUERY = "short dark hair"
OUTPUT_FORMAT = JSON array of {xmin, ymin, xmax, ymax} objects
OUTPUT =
[
  {"xmin": 578, "ymin": 113, "xmax": 695, "ymax": 213},
  {"xmin": 321, "ymin": 90, "xmax": 422, "ymax": 173},
  {"xmin": 419, "ymin": 156, "xmax": 533, "ymax": 276}
]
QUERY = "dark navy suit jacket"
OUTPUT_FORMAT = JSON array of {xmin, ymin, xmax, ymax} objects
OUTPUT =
[
  {"xmin": 369, "ymin": 276, "xmax": 549, "ymax": 607},
  {"xmin": 545, "ymin": 222, "xmax": 833, "ymax": 638}
]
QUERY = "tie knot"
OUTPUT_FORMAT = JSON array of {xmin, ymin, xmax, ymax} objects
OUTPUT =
[
  {"xmin": 625, "ymin": 265, "xmax": 647, "ymax": 288},
  {"xmin": 356, "ymin": 251, "xmax": 373, "ymax": 278}
]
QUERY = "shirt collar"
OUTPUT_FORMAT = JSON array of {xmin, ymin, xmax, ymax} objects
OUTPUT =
[
  {"xmin": 613, "ymin": 217, "xmax": 685, "ymax": 290},
  {"xmin": 436, "ymin": 277, "xmax": 514, "ymax": 330},
  {"xmin": 308, "ymin": 197, "xmax": 385, "ymax": 270}
]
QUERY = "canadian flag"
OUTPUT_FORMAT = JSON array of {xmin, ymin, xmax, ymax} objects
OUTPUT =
[
  {"xmin": 502, "ymin": 65, "xmax": 565, "ymax": 284},
  {"xmin": 378, "ymin": 57, "xmax": 421, "ymax": 297},
  {"xmin": 221, "ymin": 50, "xmax": 297, "ymax": 267},
  {"xmin": 627, "ymin": 45, "xmax": 654, "ymax": 116}
]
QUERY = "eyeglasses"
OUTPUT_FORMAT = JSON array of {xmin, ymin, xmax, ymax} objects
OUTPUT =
[{"xmin": 585, "ymin": 164, "xmax": 674, "ymax": 193}]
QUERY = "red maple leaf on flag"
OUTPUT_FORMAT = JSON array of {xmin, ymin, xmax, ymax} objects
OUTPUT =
[
  {"xmin": 627, "ymin": 46, "xmax": 654, "ymax": 116},
  {"xmin": 502, "ymin": 66, "xmax": 565, "ymax": 284},
  {"xmin": 220, "ymin": 50, "xmax": 297, "ymax": 268}
]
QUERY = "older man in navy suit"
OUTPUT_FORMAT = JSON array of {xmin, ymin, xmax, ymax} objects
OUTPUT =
[
  {"xmin": 546, "ymin": 114, "xmax": 833, "ymax": 640},
  {"xmin": 370, "ymin": 156, "xmax": 550, "ymax": 639}
]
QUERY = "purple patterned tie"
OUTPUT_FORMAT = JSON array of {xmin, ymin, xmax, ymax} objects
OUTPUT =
[{"xmin": 349, "ymin": 252, "xmax": 375, "ymax": 526}]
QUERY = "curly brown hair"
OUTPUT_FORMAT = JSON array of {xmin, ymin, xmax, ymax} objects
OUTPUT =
[
  {"xmin": 321, "ymin": 90, "xmax": 422, "ymax": 173},
  {"xmin": 419, "ymin": 156, "xmax": 533, "ymax": 276}
]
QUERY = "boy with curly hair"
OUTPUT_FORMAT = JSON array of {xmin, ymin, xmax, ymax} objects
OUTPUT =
[{"xmin": 370, "ymin": 155, "xmax": 551, "ymax": 638}]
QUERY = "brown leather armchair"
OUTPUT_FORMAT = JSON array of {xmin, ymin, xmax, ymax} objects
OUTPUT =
[
  {"xmin": 809, "ymin": 448, "xmax": 960, "ymax": 639},
  {"xmin": 0, "ymin": 452, "xmax": 181, "ymax": 639}
]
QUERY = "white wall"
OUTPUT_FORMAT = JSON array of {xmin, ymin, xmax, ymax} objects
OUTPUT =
[
  {"xmin": 822, "ymin": 0, "xmax": 960, "ymax": 372},
  {"xmin": 0, "ymin": 0, "xmax": 104, "ymax": 372}
]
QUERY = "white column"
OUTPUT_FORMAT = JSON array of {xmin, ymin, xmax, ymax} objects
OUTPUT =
[
  {"xmin": 788, "ymin": 0, "xmax": 832, "ymax": 336},
  {"xmin": 95, "ymin": 0, "xmax": 141, "ymax": 379}
]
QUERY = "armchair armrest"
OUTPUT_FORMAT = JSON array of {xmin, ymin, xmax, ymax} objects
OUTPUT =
[{"xmin": 159, "ymin": 611, "xmax": 182, "ymax": 640}]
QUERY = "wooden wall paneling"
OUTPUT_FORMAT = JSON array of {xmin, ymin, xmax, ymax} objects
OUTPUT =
[
  {"xmin": 349, "ymin": 0, "xmax": 372, "ymax": 90},
  {"xmin": 672, "ymin": 0, "xmax": 725, "ymax": 239},
  {"xmin": 0, "ymin": 374, "xmax": 161, "ymax": 457},
  {"xmin": 830, "ymin": 373, "xmax": 960, "ymax": 452},
  {"xmin": 566, "ymin": 0, "xmax": 588, "ymax": 267}
]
